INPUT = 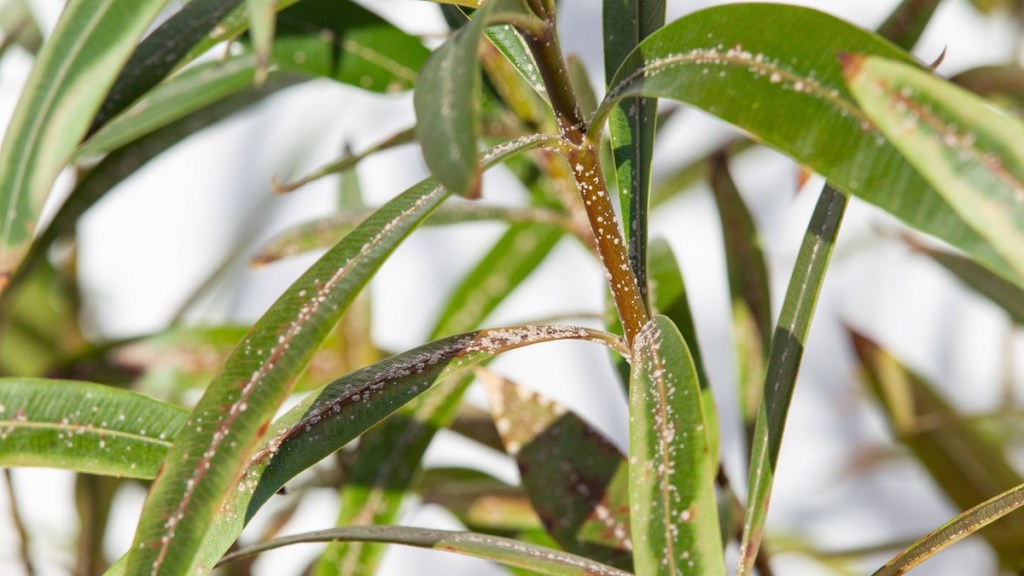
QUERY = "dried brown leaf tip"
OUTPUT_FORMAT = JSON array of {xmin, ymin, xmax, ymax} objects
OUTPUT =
[{"xmin": 837, "ymin": 52, "xmax": 866, "ymax": 80}]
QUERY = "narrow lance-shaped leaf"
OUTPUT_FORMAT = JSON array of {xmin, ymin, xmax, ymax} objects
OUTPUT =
[
  {"xmin": 414, "ymin": 0, "xmax": 534, "ymax": 198},
  {"xmin": 218, "ymin": 526, "xmax": 632, "ymax": 576},
  {"xmin": 0, "ymin": 0, "xmax": 171, "ymax": 291},
  {"xmin": 595, "ymin": 3, "xmax": 1014, "ymax": 285},
  {"xmin": 843, "ymin": 54, "xmax": 1024, "ymax": 281},
  {"xmin": 122, "ymin": 134, "xmax": 557, "ymax": 576},
  {"xmin": 0, "ymin": 379, "xmax": 188, "ymax": 479},
  {"xmin": 630, "ymin": 315, "xmax": 724, "ymax": 576},
  {"xmin": 708, "ymin": 152, "xmax": 772, "ymax": 446},
  {"xmin": 738, "ymin": 184, "xmax": 849, "ymax": 576},
  {"xmin": 850, "ymin": 329, "xmax": 1024, "ymax": 569},
  {"xmin": 604, "ymin": 0, "xmax": 665, "ymax": 303},
  {"xmin": 316, "ymin": 221, "xmax": 565, "ymax": 576},
  {"xmin": 88, "ymin": 0, "xmax": 244, "ymax": 135},
  {"xmin": 482, "ymin": 370, "xmax": 632, "ymax": 570},
  {"xmin": 873, "ymin": 482, "xmax": 1024, "ymax": 576}
]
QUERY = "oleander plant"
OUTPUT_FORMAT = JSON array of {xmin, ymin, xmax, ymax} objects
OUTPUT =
[{"xmin": 3, "ymin": 0, "xmax": 1024, "ymax": 574}]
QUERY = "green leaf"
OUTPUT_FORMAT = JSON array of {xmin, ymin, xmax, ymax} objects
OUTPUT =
[
  {"xmin": 78, "ymin": 55, "xmax": 260, "ymax": 159},
  {"xmin": 0, "ymin": 378, "xmax": 188, "ymax": 479},
  {"xmin": 0, "ymin": 0, "xmax": 170, "ymax": 290},
  {"xmin": 122, "ymin": 134, "xmax": 557, "ymax": 575},
  {"xmin": 481, "ymin": 370, "xmax": 632, "ymax": 569},
  {"xmin": 316, "ymin": 221, "xmax": 565, "ymax": 576},
  {"xmin": 738, "ymin": 184, "xmax": 848, "ymax": 576},
  {"xmin": 603, "ymin": 0, "xmax": 664, "ymax": 303},
  {"xmin": 629, "ymin": 315, "xmax": 724, "ymax": 576},
  {"xmin": 843, "ymin": 54, "xmax": 1024, "ymax": 281},
  {"xmin": 88, "ymin": 0, "xmax": 244, "ymax": 134},
  {"xmin": 597, "ymin": 3, "xmax": 1013, "ymax": 284},
  {"xmin": 872, "ymin": 482, "xmax": 1024, "ymax": 576},
  {"xmin": 414, "ymin": 0, "xmax": 534, "ymax": 198},
  {"xmin": 218, "ymin": 526, "xmax": 632, "ymax": 576},
  {"xmin": 708, "ymin": 153, "xmax": 771, "ymax": 444},
  {"xmin": 850, "ymin": 330, "xmax": 1024, "ymax": 569}
]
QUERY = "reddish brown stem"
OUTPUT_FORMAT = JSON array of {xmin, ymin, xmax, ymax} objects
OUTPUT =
[{"xmin": 566, "ymin": 144, "xmax": 648, "ymax": 344}]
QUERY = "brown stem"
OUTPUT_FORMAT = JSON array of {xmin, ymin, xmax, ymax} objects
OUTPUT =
[
  {"xmin": 566, "ymin": 144, "xmax": 648, "ymax": 344},
  {"xmin": 515, "ymin": 15, "xmax": 647, "ymax": 344},
  {"xmin": 518, "ymin": 21, "xmax": 586, "ymax": 145}
]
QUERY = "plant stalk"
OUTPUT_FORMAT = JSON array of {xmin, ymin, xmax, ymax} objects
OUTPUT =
[{"xmin": 516, "ymin": 17, "xmax": 648, "ymax": 344}]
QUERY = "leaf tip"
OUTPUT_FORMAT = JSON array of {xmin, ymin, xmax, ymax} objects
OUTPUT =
[{"xmin": 837, "ymin": 52, "xmax": 866, "ymax": 80}]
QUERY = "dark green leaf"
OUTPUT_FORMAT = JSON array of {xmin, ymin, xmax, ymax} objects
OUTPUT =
[
  {"xmin": 89, "ymin": 0, "xmax": 244, "ymax": 134},
  {"xmin": 603, "ymin": 0, "xmax": 664, "ymax": 302},
  {"xmin": 876, "ymin": 0, "xmax": 943, "ymax": 51},
  {"xmin": 482, "ymin": 370, "xmax": 632, "ymax": 569},
  {"xmin": 739, "ymin": 184, "xmax": 848, "ymax": 575}
]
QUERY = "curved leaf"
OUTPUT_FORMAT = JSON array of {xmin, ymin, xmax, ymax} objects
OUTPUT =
[
  {"xmin": 597, "ymin": 3, "xmax": 1012, "ymax": 283},
  {"xmin": 217, "ymin": 525, "xmax": 632, "ymax": 576},
  {"xmin": 629, "ymin": 315, "xmax": 724, "ymax": 576},
  {"xmin": 738, "ymin": 185, "xmax": 848, "ymax": 575},
  {"xmin": 843, "ymin": 54, "xmax": 1024, "ymax": 281},
  {"xmin": 88, "ymin": 0, "xmax": 244, "ymax": 134},
  {"xmin": 873, "ymin": 482, "xmax": 1024, "ymax": 576},
  {"xmin": 414, "ymin": 0, "xmax": 534, "ymax": 198},
  {"xmin": 184, "ymin": 325, "xmax": 623, "ymax": 575},
  {"xmin": 0, "ymin": 0, "xmax": 170, "ymax": 291},
  {"xmin": 0, "ymin": 378, "xmax": 187, "ymax": 479},
  {"xmin": 122, "ymin": 134, "xmax": 557, "ymax": 575},
  {"xmin": 604, "ymin": 0, "xmax": 665, "ymax": 300}
]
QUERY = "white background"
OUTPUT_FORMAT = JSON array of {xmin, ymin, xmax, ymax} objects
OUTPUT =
[{"xmin": 1, "ymin": 0, "xmax": 1022, "ymax": 574}]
